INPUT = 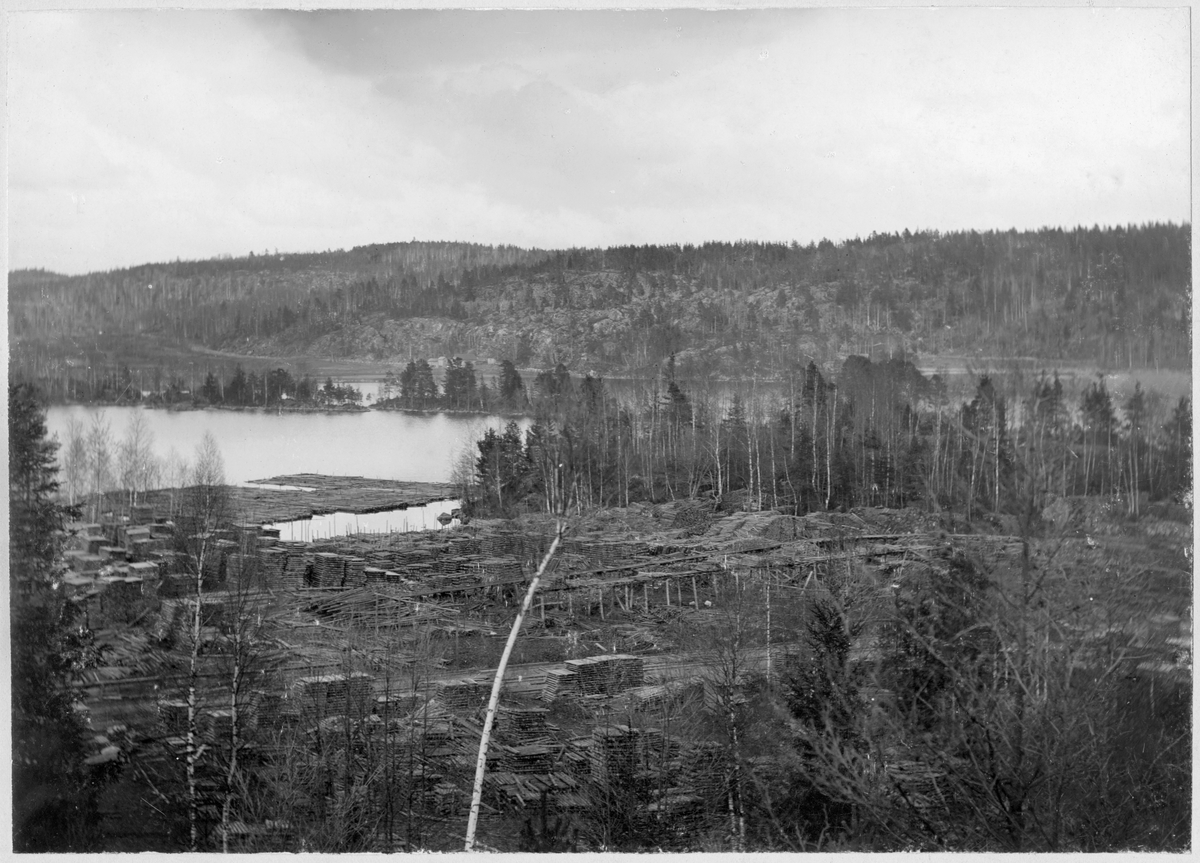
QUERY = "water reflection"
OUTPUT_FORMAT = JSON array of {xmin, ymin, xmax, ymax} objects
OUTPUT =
[
  {"xmin": 265, "ymin": 499, "xmax": 461, "ymax": 541},
  {"xmin": 45, "ymin": 405, "xmax": 526, "ymax": 485}
]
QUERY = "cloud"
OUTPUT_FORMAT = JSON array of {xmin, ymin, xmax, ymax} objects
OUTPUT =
[{"xmin": 6, "ymin": 8, "xmax": 1189, "ymax": 274}]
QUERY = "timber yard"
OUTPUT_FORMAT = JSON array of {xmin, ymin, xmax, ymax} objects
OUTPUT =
[{"xmin": 61, "ymin": 476, "xmax": 1191, "ymax": 851}]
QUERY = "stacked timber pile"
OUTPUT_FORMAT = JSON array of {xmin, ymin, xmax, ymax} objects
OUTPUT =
[
  {"xmin": 448, "ymin": 535, "xmax": 481, "ymax": 556},
  {"xmin": 393, "ymin": 547, "xmax": 434, "ymax": 567},
  {"xmin": 251, "ymin": 691, "xmax": 286, "ymax": 730},
  {"xmin": 225, "ymin": 552, "xmax": 257, "ymax": 584},
  {"xmin": 311, "ymin": 553, "xmax": 344, "ymax": 588},
  {"xmin": 99, "ymin": 576, "xmax": 145, "ymax": 622},
  {"xmin": 69, "ymin": 521, "xmax": 105, "ymax": 540},
  {"xmin": 429, "ymin": 781, "xmax": 466, "ymax": 816},
  {"xmin": 563, "ymin": 737, "xmax": 592, "ymax": 778},
  {"xmin": 885, "ymin": 757, "xmax": 946, "ymax": 809},
  {"xmin": 64, "ymin": 550, "xmax": 105, "ymax": 574},
  {"xmin": 437, "ymin": 678, "xmax": 489, "ymax": 712},
  {"xmin": 702, "ymin": 510, "xmax": 781, "ymax": 544},
  {"xmin": 344, "ymin": 557, "xmax": 367, "ymax": 588},
  {"xmin": 150, "ymin": 550, "xmax": 188, "ymax": 573},
  {"xmin": 363, "ymin": 566, "xmax": 388, "ymax": 585},
  {"xmin": 672, "ymin": 501, "xmax": 715, "ymax": 536},
  {"xmin": 639, "ymin": 727, "xmax": 682, "ymax": 765},
  {"xmin": 374, "ymin": 692, "xmax": 425, "ymax": 716},
  {"xmin": 259, "ymin": 544, "xmax": 313, "ymax": 588},
  {"xmin": 150, "ymin": 600, "xmax": 185, "ymax": 642},
  {"xmin": 404, "ymin": 562, "xmax": 433, "ymax": 581},
  {"xmin": 293, "ymin": 672, "xmax": 374, "ymax": 723},
  {"xmin": 541, "ymin": 668, "xmax": 579, "ymax": 703},
  {"xmin": 563, "ymin": 654, "xmax": 643, "ymax": 696},
  {"xmin": 646, "ymin": 789, "xmax": 706, "ymax": 832},
  {"xmin": 424, "ymin": 568, "xmax": 480, "ymax": 594},
  {"xmin": 478, "ymin": 530, "xmax": 527, "ymax": 558},
  {"xmin": 364, "ymin": 550, "xmax": 397, "ymax": 569},
  {"xmin": 627, "ymin": 678, "xmax": 704, "ymax": 713},
  {"xmin": 581, "ymin": 539, "xmax": 642, "ymax": 567},
  {"xmin": 204, "ymin": 709, "xmax": 234, "ymax": 746},
  {"xmin": 590, "ymin": 724, "xmax": 640, "ymax": 784},
  {"xmin": 127, "ymin": 561, "xmax": 161, "ymax": 594},
  {"xmin": 499, "ymin": 744, "xmax": 555, "ymax": 774},
  {"xmin": 123, "ymin": 526, "xmax": 152, "ymax": 551},
  {"xmin": 99, "ymin": 545, "xmax": 127, "ymax": 562},
  {"xmin": 495, "ymin": 705, "xmax": 553, "ymax": 744},
  {"xmin": 259, "ymin": 548, "xmax": 287, "ymax": 584},
  {"xmin": 487, "ymin": 772, "xmax": 585, "ymax": 811},
  {"xmin": 282, "ymin": 545, "xmax": 310, "ymax": 588},
  {"xmin": 478, "ymin": 556, "xmax": 523, "ymax": 582}
]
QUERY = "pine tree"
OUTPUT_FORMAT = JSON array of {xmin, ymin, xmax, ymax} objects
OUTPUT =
[{"xmin": 10, "ymin": 384, "xmax": 101, "ymax": 850}]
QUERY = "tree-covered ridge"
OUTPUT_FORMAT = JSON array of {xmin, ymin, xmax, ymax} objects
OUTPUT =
[{"xmin": 9, "ymin": 225, "xmax": 1191, "ymax": 390}]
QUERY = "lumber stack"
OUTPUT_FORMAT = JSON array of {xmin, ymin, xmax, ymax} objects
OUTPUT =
[
  {"xmin": 495, "ymin": 705, "xmax": 552, "ymax": 743},
  {"xmin": 258, "ymin": 547, "xmax": 287, "ymax": 583},
  {"xmin": 487, "ymin": 771, "xmax": 581, "ymax": 809},
  {"xmin": 563, "ymin": 654, "xmax": 643, "ymax": 696},
  {"xmin": 478, "ymin": 532, "xmax": 526, "ymax": 558},
  {"xmin": 127, "ymin": 561, "xmax": 160, "ymax": 594},
  {"xmin": 500, "ymin": 743, "xmax": 556, "ymax": 774},
  {"xmin": 204, "ymin": 709, "xmax": 234, "ymax": 745},
  {"xmin": 65, "ymin": 551, "xmax": 105, "ymax": 574},
  {"xmin": 672, "ymin": 502, "xmax": 714, "ymax": 535},
  {"xmin": 344, "ymin": 556, "xmax": 367, "ymax": 588},
  {"xmin": 294, "ymin": 671, "xmax": 374, "ymax": 722},
  {"xmin": 646, "ymin": 789, "xmax": 705, "ymax": 832},
  {"xmin": 225, "ymin": 552, "xmax": 258, "ymax": 584},
  {"xmin": 541, "ymin": 668, "xmax": 579, "ymax": 703},
  {"xmin": 430, "ymin": 782, "xmax": 464, "ymax": 816},
  {"xmin": 101, "ymin": 577, "xmax": 144, "ymax": 621},
  {"xmin": 251, "ymin": 691, "xmax": 285, "ymax": 730},
  {"xmin": 123, "ymin": 526, "xmax": 152, "ymax": 550},
  {"xmin": 590, "ymin": 724, "xmax": 640, "ymax": 784},
  {"xmin": 363, "ymin": 566, "xmax": 388, "ymax": 585},
  {"xmin": 404, "ymin": 563, "xmax": 433, "ymax": 583},
  {"xmin": 149, "ymin": 522, "xmax": 175, "ymax": 541},
  {"xmin": 99, "ymin": 545, "xmax": 127, "ymax": 562},
  {"xmin": 436, "ymin": 678, "xmax": 489, "ymax": 712},
  {"xmin": 374, "ymin": 692, "xmax": 424, "ymax": 716},
  {"xmin": 312, "ymin": 552, "xmax": 345, "ymax": 588}
]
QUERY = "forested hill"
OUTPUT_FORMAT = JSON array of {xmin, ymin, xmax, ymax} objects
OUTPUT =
[{"xmin": 9, "ymin": 225, "xmax": 1191, "ymax": 385}]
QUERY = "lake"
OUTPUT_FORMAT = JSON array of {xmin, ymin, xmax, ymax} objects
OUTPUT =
[{"xmin": 45, "ymin": 405, "xmax": 526, "ymax": 487}]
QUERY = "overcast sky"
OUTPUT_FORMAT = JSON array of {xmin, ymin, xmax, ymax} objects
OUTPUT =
[{"xmin": 6, "ymin": 7, "xmax": 1191, "ymax": 275}]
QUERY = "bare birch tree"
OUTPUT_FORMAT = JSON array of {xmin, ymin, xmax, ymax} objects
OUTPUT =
[{"xmin": 178, "ymin": 431, "xmax": 229, "ymax": 850}]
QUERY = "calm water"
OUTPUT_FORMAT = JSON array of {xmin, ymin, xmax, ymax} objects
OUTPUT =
[
  {"xmin": 45, "ymin": 405, "xmax": 526, "ymax": 487},
  {"xmin": 265, "ymin": 499, "xmax": 462, "ymax": 541}
]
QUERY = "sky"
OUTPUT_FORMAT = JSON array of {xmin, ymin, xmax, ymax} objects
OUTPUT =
[{"xmin": 5, "ymin": 6, "xmax": 1192, "ymax": 275}]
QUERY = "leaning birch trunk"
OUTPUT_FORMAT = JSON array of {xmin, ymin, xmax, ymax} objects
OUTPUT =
[{"xmin": 463, "ymin": 524, "xmax": 564, "ymax": 852}]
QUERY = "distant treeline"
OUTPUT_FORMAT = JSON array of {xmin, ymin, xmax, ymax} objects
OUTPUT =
[
  {"xmin": 469, "ymin": 354, "xmax": 1192, "ymax": 520},
  {"xmin": 10, "ymin": 224, "xmax": 1191, "ymax": 386}
]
